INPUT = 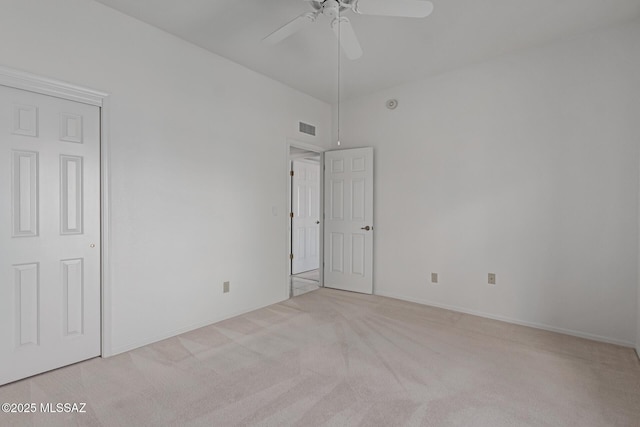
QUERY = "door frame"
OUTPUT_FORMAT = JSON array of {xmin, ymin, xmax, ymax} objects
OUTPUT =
[
  {"xmin": 0, "ymin": 65, "xmax": 114, "ymax": 357},
  {"xmin": 286, "ymin": 139, "xmax": 325, "ymax": 297}
]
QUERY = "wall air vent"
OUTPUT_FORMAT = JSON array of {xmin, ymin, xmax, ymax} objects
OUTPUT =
[{"xmin": 299, "ymin": 122, "xmax": 316, "ymax": 136}]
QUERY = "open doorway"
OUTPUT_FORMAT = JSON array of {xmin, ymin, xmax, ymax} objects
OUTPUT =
[{"xmin": 288, "ymin": 143, "xmax": 323, "ymax": 297}]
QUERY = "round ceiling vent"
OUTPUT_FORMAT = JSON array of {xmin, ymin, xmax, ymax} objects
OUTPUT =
[{"xmin": 386, "ymin": 99, "xmax": 398, "ymax": 110}]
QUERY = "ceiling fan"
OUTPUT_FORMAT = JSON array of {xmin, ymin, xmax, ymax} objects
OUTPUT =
[{"xmin": 263, "ymin": 0, "xmax": 434, "ymax": 60}]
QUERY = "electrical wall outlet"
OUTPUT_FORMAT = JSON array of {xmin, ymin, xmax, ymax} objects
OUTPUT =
[
  {"xmin": 223, "ymin": 281, "xmax": 230, "ymax": 293},
  {"xmin": 431, "ymin": 273, "xmax": 438, "ymax": 283},
  {"xmin": 488, "ymin": 273, "xmax": 496, "ymax": 285}
]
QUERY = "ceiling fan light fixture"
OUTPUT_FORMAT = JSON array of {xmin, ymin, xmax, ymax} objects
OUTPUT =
[{"xmin": 262, "ymin": 0, "xmax": 434, "ymax": 57}]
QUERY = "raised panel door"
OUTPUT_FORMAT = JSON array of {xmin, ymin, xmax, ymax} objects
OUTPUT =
[
  {"xmin": 0, "ymin": 85, "xmax": 100, "ymax": 385},
  {"xmin": 323, "ymin": 148, "xmax": 374, "ymax": 294},
  {"xmin": 292, "ymin": 160, "xmax": 320, "ymax": 274}
]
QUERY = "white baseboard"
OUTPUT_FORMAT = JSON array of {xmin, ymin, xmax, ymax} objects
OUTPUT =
[
  {"xmin": 374, "ymin": 290, "xmax": 635, "ymax": 348},
  {"xmin": 107, "ymin": 296, "xmax": 287, "ymax": 356}
]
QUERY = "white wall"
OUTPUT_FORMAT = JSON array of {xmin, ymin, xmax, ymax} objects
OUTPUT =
[
  {"xmin": 0, "ymin": 0, "xmax": 332, "ymax": 355},
  {"xmin": 340, "ymin": 21, "xmax": 640, "ymax": 346}
]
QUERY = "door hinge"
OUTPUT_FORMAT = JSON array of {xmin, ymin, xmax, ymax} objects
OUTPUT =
[
  {"xmin": 290, "ymin": 170, "xmax": 294, "ymax": 176},
  {"xmin": 289, "ymin": 253, "xmax": 294, "ymax": 260},
  {"xmin": 289, "ymin": 212, "xmax": 294, "ymax": 218}
]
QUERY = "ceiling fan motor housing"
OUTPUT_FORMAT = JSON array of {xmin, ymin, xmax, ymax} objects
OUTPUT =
[{"xmin": 310, "ymin": 0, "xmax": 352, "ymax": 14}]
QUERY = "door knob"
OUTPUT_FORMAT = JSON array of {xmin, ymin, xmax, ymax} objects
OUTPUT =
[
  {"xmin": 316, "ymin": 221, "xmax": 320, "ymax": 224},
  {"xmin": 90, "ymin": 244, "xmax": 96, "ymax": 248},
  {"xmin": 361, "ymin": 226, "xmax": 371, "ymax": 231}
]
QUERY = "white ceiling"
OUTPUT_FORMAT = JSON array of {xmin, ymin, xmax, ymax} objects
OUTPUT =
[{"xmin": 94, "ymin": 0, "xmax": 640, "ymax": 103}]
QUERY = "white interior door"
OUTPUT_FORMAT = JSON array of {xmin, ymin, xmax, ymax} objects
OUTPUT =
[
  {"xmin": 0, "ymin": 85, "xmax": 101, "ymax": 385},
  {"xmin": 323, "ymin": 147, "xmax": 374, "ymax": 294},
  {"xmin": 292, "ymin": 159, "xmax": 320, "ymax": 274}
]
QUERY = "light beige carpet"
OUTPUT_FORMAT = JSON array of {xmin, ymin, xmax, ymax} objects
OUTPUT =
[
  {"xmin": 291, "ymin": 278, "xmax": 320, "ymax": 297},
  {"xmin": 293, "ymin": 270, "xmax": 320, "ymax": 282},
  {"xmin": 1, "ymin": 288, "xmax": 639, "ymax": 426}
]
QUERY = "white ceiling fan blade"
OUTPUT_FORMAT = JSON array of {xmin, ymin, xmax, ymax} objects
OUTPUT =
[
  {"xmin": 263, "ymin": 12, "xmax": 317, "ymax": 45},
  {"xmin": 331, "ymin": 17, "xmax": 363, "ymax": 60},
  {"xmin": 352, "ymin": 0, "xmax": 434, "ymax": 18}
]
